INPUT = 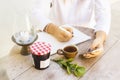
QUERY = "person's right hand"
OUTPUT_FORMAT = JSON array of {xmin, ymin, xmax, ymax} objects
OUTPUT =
[
  {"xmin": 44, "ymin": 23, "xmax": 73, "ymax": 42},
  {"xmin": 83, "ymin": 31, "xmax": 106, "ymax": 58}
]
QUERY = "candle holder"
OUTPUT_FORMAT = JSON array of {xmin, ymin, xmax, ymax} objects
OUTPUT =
[{"xmin": 11, "ymin": 31, "xmax": 38, "ymax": 55}]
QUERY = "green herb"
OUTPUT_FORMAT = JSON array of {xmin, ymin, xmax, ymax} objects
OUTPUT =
[{"xmin": 52, "ymin": 58, "xmax": 86, "ymax": 77}]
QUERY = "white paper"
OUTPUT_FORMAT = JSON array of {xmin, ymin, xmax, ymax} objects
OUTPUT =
[{"xmin": 36, "ymin": 26, "xmax": 91, "ymax": 55}]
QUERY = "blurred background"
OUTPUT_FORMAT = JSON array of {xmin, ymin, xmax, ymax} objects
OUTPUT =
[{"xmin": 0, "ymin": 0, "xmax": 119, "ymax": 58}]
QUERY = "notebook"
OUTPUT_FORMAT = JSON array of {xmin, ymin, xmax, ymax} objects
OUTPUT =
[{"xmin": 36, "ymin": 26, "xmax": 91, "ymax": 55}]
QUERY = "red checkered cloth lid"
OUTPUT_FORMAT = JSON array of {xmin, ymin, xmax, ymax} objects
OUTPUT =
[{"xmin": 29, "ymin": 42, "xmax": 51, "ymax": 56}]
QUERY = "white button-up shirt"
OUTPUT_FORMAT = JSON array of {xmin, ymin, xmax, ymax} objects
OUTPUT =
[{"xmin": 30, "ymin": 0, "xmax": 111, "ymax": 34}]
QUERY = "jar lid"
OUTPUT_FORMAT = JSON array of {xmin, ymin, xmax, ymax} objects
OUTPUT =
[{"xmin": 29, "ymin": 42, "xmax": 51, "ymax": 55}]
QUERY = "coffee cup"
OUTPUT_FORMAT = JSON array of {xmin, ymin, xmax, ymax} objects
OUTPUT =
[{"xmin": 57, "ymin": 45, "xmax": 78, "ymax": 58}]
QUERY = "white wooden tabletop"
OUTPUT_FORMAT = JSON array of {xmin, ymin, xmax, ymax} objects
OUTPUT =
[{"xmin": 0, "ymin": 26, "xmax": 119, "ymax": 80}]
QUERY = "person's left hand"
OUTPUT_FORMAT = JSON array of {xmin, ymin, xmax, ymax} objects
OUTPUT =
[
  {"xmin": 45, "ymin": 23, "xmax": 73, "ymax": 42},
  {"xmin": 83, "ymin": 38, "xmax": 104, "ymax": 58}
]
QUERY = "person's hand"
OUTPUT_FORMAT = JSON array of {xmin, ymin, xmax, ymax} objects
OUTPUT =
[
  {"xmin": 83, "ymin": 31, "xmax": 106, "ymax": 58},
  {"xmin": 44, "ymin": 23, "xmax": 73, "ymax": 42},
  {"xmin": 83, "ymin": 38, "xmax": 104, "ymax": 58},
  {"xmin": 60, "ymin": 25, "xmax": 73, "ymax": 34}
]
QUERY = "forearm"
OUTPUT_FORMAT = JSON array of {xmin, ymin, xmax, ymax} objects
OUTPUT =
[{"xmin": 95, "ymin": 31, "xmax": 107, "ymax": 44}]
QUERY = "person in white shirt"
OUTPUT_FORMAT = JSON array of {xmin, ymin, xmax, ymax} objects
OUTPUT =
[{"xmin": 30, "ymin": 0, "xmax": 111, "ymax": 58}]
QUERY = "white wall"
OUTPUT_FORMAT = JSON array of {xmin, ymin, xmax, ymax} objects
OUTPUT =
[
  {"xmin": 0, "ymin": 0, "xmax": 52, "ymax": 58},
  {"xmin": 110, "ymin": 0, "xmax": 119, "ymax": 4},
  {"xmin": 0, "ymin": 0, "xmax": 35, "ymax": 58}
]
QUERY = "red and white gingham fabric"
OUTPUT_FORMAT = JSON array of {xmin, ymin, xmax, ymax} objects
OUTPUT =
[{"xmin": 29, "ymin": 42, "xmax": 51, "ymax": 55}]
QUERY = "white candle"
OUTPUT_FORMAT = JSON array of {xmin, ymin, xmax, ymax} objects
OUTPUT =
[{"xmin": 26, "ymin": 14, "xmax": 31, "ymax": 32}]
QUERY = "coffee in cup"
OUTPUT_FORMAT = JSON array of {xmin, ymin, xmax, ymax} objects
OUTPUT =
[{"xmin": 57, "ymin": 45, "xmax": 78, "ymax": 58}]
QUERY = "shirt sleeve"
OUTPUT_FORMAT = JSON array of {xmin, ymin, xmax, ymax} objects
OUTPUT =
[
  {"xmin": 29, "ymin": 0, "xmax": 52, "ymax": 31},
  {"xmin": 94, "ymin": 0, "xmax": 111, "ymax": 35}
]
